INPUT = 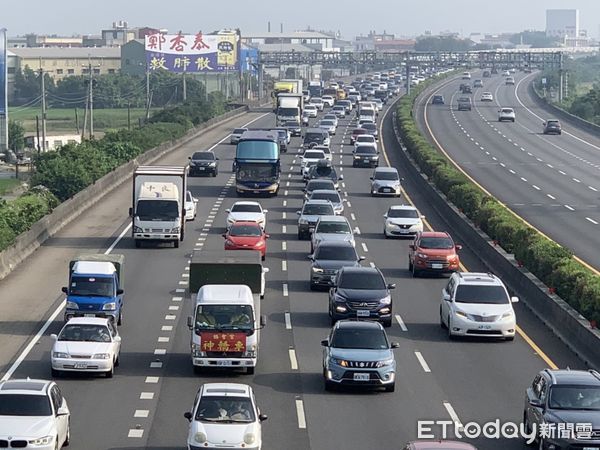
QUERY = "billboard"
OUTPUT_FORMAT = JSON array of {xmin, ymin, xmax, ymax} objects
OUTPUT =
[{"xmin": 145, "ymin": 32, "xmax": 240, "ymax": 73}]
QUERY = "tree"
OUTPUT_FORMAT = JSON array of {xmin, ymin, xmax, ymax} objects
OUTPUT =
[
  {"xmin": 8, "ymin": 120, "xmax": 25, "ymax": 151},
  {"xmin": 509, "ymin": 31, "xmax": 559, "ymax": 48}
]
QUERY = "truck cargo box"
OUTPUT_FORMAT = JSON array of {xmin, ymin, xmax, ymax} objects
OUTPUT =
[{"xmin": 190, "ymin": 250, "xmax": 263, "ymax": 294}]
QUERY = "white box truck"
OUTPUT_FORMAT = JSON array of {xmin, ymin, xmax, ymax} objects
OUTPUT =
[
  {"xmin": 187, "ymin": 250, "xmax": 268, "ymax": 374},
  {"xmin": 130, "ymin": 165, "xmax": 187, "ymax": 248},
  {"xmin": 276, "ymin": 93, "xmax": 304, "ymax": 126}
]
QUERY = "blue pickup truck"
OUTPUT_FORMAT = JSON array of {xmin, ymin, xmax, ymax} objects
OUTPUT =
[{"xmin": 62, "ymin": 254, "xmax": 125, "ymax": 326}]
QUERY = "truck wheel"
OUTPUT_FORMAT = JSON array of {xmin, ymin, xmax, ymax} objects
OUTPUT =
[
  {"xmin": 135, "ymin": 240, "xmax": 141, "ymax": 249},
  {"xmin": 247, "ymin": 366, "xmax": 255, "ymax": 375},
  {"xmin": 173, "ymin": 240, "xmax": 179, "ymax": 248}
]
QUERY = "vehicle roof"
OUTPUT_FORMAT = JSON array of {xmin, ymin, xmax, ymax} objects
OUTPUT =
[
  {"xmin": 408, "ymin": 440, "xmax": 477, "ymax": 450},
  {"xmin": 454, "ymin": 272, "xmax": 503, "ymax": 286},
  {"xmin": 63, "ymin": 317, "xmax": 112, "ymax": 326},
  {"xmin": 196, "ymin": 285, "xmax": 254, "ymax": 305},
  {"xmin": 0, "ymin": 379, "xmax": 51, "ymax": 395},
  {"xmin": 356, "ymin": 134, "xmax": 375, "ymax": 139},
  {"xmin": 312, "ymin": 189, "xmax": 340, "ymax": 196},
  {"xmin": 546, "ymin": 369, "xmax": 600, "ymax": 385},
  {"xmin": 232, "ymin": 201, "xmax": 262, "ymax": 207},
  {"xmin": 335, "ymin": 319, "xmax": 383, "ymax": 330},
  {"xmin": 389, "ymin": 205, "xmax": 417, "ymax": 211},
  {"xmin": 201, "ymin": 383, "xmax": 252, "ymax": 397},
  {"xmin": 305, "ymin": 128, "xmax": 328, "ymax": 134},
  {"xmin": 420, "ymin": 231, "xmax": 452, "ymax": 238},
  {"xmin": 239, "ymin": 130, "xmax": 277, "ymax": 141},
  {"xmin": 315, "ymin": 240, "xmax": 356, "ymax": 248},
  {"xmin": 304, "ymin": 199, "xmax": 334, "ymax": 206},
  {"xmin": 72, "ymin": 261, "xmax": 116, "ymax": 275},
  {"xmin": 317, "ymin": 215, "xmax": 348, "ymax": 222},
  {"xmin": 374, "ymin": 167, "xmax": 398, "ymax": 173}
]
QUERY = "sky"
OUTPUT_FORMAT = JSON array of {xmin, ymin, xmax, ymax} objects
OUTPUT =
[{"xmin": 4, "ymin": 0, "xmax": 600, "ymax": 39}]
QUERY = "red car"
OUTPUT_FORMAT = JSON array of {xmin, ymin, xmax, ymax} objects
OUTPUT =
[
  {"xmin": 223, "ymin": 221, "xmax": 269, "ymax": 260},
  {"xmin": 350, "ymin": 127, "xmax": 368, "ymax": 145},
  {"xmin": 408, "ymin": 231, "xmax": 462, "ymax": 277}
]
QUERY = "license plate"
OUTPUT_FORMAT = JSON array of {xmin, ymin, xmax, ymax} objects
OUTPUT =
[
  {"xmin": 198, "ymin": 167, "xmax": 205, "ymax": 170},
  {"xmin": 357, "ymin": 310, "xmax": 370, "ymax": 317},
  {"xmin": 582, "ymin": 448, "xmax": 598, "ymax": 450},
  {"xmin": 74, "ymin": 363, "xmax": 87, "ymax": 369},
  {"xmin": 431, "ymin": 263, "xmax": 443, "ymax": 269},
  {"xmin": 478, "ymin": 325, "xmax": 492, "ymax": 330},
  {"xmin": 217, "ymin": 360, "xmax": 232, "ymax": 366},
  {"xmin": 399, "ymin": 230, "xmax": 408, "ymax": 234},
  {"xmin": 353, "ymin": 373, "xmax": 370, "ymax": 381},
  {"xmin": 84, "ymin": 314, "xmax": 96, "ymax": 317},
  {"xmin": 383, "ymin": 188, "xmax": 391, "ymax": 192}
]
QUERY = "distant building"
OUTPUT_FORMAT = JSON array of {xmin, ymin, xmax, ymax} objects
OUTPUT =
[
  {"xmin": 22, "ymin": 34, "xmax": 83, "ymax": 48},
  {"xmin": 101, "ymin": 20, "xmax": 136, "ymax": 47},
  {"xmin": 242, "ymin": 31, "xmax": 334, "ymax": 51},
  {"xmin": 25, "ymin": 134, "xmax": 82, "ymax": 152},
  {"xmin": 353, "ymin": 31, "xmax": 405, "ymax": 52},
  {"xmin": 374, "ymin": 39, "xmax": 415, "ymax": 52},
  {"xmin": 7, "ymin": 51, "xmax": 18, "ymax": 102},
  {"xmin": 11, "ymin": 47, "xmax": 121, "ymax": 80},
  {"xmin": 120, "ymin": 39, "xmax": 145, "ymax": 76},
  {"xmin": 546, "ymin": 9, "xmax": 579, "ymax": 39}
]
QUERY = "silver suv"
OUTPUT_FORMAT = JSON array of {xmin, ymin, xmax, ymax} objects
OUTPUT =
[
  {"xmin": 322, "ymin": 320, "xmax": 398, "ymax": 392},
  {"xmin": 370, "ymin": 167, "xmax": 401, "ymax": 197}
]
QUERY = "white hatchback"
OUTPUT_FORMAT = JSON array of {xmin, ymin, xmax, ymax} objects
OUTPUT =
[
  {"xmin": 498, "ymin": 107, "xmax": 516, "ymax": 122},
  {"xmin": 440, "ymin": 272, "xmax": 518, "ymax": 341},
  {"xmin": 383, "ymin": 205, "xmax": 424, "ymax": 238},
  {"xmin": 51, "ymin": 317, "xmax": 121, "ymax": 377},
  {"xmin": 185, "ymin": 190, "xmax": 198, "ymax": 221},
  {"xmin": 184, "ymin": 383, "xmax": 267, "ymax": 450},
  {"xmin": 353, "ymin": 134, "xmax": 377, "ymax": 151},
  {"xmin": 304, "ymin": 104, "xmax": 318, "ymax": 118},
  {"xmin": 226, "ymin": 201, "xmax": 268, "ymax": 230}
]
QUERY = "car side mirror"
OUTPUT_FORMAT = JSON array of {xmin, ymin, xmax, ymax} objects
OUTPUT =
[
  {"xmin": 187, "ymin": 316, "xmax": 193, "ymax": 329},
  {"xmin": 421, "ymin": 215, "xmax": 426, "ymax": 219},
  {"xmin": 511, "ymin": 296, "xmax": 519, "ymax": 303},
  {"xmin": 260, "ymin": 315, "xmax": 267, "ymax": 327},
  {"xmin": 442, "ymin": 290, "xmax": 451, "ymax": 301},
  {"xmin": 391, "ymin": 342, "xmax": 400, "ymax": 349},
  {"xmin": 259, "ymin": 413, "xmax": 268, "ymax": 422},
  {"xmin": 339, "ymin": 175, "xmax": 344, "ymax": 180},
  {"xmin": 128, "ymin": 207, "xmax": 133, "ymax": 217},
  {"xmin": 184, "ymin": 411, "xmax": 193, "ymax": 422},
  {"xmin": 321, "ymin": 339, "xmax": 329, "ymax": 347},
  {"xmin": 222, "ymin": 233, "xmax": 227, "ymax": 238},
  {"xmin": 387, "ymin": 283, "xmax": 396, "ymax": 290},
  {"xmin": 263, "ymin": 267, "xmax": 270, "ymax": 273},
  {"xmin": 61, "ymin": 286, "xmax": 68, "ymax": 294},
  {"xmin": 116, "ymin": 289, "xmax": 124, "ymax": 295},
  {"xmin": 369, "ymin": 176, "xmax": 373, "ymax": 180},
  {"xmin": 265, "ymin": 234, "xmax": 270, "ymax": 239},
  {"xmin": 57, "ymin": 405, "xmax": 69, "ymax": 417},
  {"xmin": 193, "ymin": 198, "xmax": 198, "ymax": 204},
  {"xmin": 359, "ymin": 256, "xmax": 366, "ymax": 261},
  {"xmin": 216, "ymin": 157, "xmax": 219, "ymax": 160},
  {"xmin": 50, "ymin": 333, "xmax": 58, "ymax": 340},
  {"xmin": 263, "ymin": 209, "xmax": 268, "ymax": 213},
  {"xmin": 308, "ymin": 255, "xmax": 314, "ymax": 260},
  {"xmin": 455, "ymin": 245, "xmax": 463, "ymax": 250},
  {"xmin": 409, "ymin": 244, "xmax": 416, "ymax": 250},
  {"xmin": 114, "ymin": 335, "xmax": 122, "ymax": 343},
  {"xmin": 188, "ymin": 156, "xmax": 191, "ymax": 160},
  {"xmin": 225, "ymin": 209, "xmax": 231, "ymax": 213}
]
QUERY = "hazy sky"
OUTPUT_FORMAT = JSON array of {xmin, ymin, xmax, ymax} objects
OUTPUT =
[{"xmin": 4, "ymin": 0, "xmax": 600, "ymax": 39}]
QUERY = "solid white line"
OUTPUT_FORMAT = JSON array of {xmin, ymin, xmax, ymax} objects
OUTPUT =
[
  {"xmin": 395, "ymin": 314, "xmax": 408, "ymax": 332},
  {"xmin": 564, "ymin": 205, "xmax": 574, "ymax": 211},
  {"xmin": 289, "ymin": 349, "xmax": 299, "ymax": 370},
  {"xmin": 295, "ymin": 399, "xmax": 307, "ymax": 429},
  {"xmin": 282, "ymin": 260, "xmax": 287, "ymax": 271},
  {"xmin": 414, "ymin": 351, "xmax": 431, "ymax": 373},
  {"xmin": 104, "ymin": 223, "xmax": 132, "ymax": 255},
  {"xmin": 586, "ymin": 217, "xmax": 599, "ymax": 225},
  {"xmin": 443, "ymin": 402, "xmax": 464, "ymax": 429},
  {"xmin": 283, "ymin": 284, "xmax": 289, "ymax": 297},
  {"xmin": 361, "ymin": 243, "xmax": 369, "ymax": 252},
  {"xmin": 285, "ymin": 312, "xmax": 292, "ymax": 330}
]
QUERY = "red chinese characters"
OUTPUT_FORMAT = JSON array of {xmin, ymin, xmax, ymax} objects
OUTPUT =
[
  {"xmin": 169, "ymin": 32, "xmax": 188, "ymax": 52},
  {"xmin": 191, "ymin": 32, "xmax": 210, "ymax": 50},
  {"xmin": 147, "ymin": 34, "xmax": 166, "ymax": 51},
  {"xmin": 200, "ymin": 332, "xmax": 246, "ymax": 353}
]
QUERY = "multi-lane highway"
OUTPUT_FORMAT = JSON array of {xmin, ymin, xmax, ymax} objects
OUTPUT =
[
  {"xmin": 0, "ymin": 90, "xmax": 589, "ymax": 450},
  {"xmin": 419, "ymin": 71, "xmax": 600, "ymax": 271}
]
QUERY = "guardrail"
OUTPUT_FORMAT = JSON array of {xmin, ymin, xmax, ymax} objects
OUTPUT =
[
  {"xmin": 391, "ymin": 83, "xmax": 600, "ymax": 369},
  {"xmin": 529, "ymin": 82, "xmax": 600, "ymax": 136},
  {"xmin": 0, "ymin": 106, "xmax": 250, "ymax": 281}
]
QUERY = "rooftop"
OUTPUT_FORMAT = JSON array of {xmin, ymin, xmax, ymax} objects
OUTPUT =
[
  {"xmin": 243, "ymin": 31, "xmax": 332, "ymax": 39},
  {"xmin": 11, "ymin": 47, "xmax": 121, "ymax": 59}
]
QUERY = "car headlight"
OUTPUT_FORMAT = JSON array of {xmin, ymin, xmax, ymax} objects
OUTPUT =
[
  {"xmin": 312, "ymin": 267, "xmax": 323, "ymax": 273},
  {"xmin": 92, "ymin": 353, "xmax": 111, "ymax": 359},
  {"xmin": 501, "ymin": 311, "xmax": 515, "ymax": 320},
  {"xmin": 447, "ymin": 254, "xmax": 457, "ymax": 261},
  {"xmin": 254, "ymin": 241, "xmax": 265, "ymax": 247},
  {"xmin": 380, "ymin": 295, "xmax": 391, "ymax": 305},
  {"xmin": 29, "ymin": 436, "xmax": 54, "ymax": 446},
  {"xmin": 66, "ymin": 301, "xmax": 79, "ymax": 309},
  {"xmin": 455, "ymin": 310, "xmax": 468, "ymax": 319},
  {"xmin": 53, "ymin": 352, "xmax": 70, "ymax": 359},
  {"xmin": 103, "ymin": 302, "xmax": 117, "ymax": 311},
  {"xmin": 376, "ymin": 358, "xmax": 395, "ymax": 368},
  {"xmin": 330, "ymin": 357, "xmax": 348, "ymax": 367},
  {"xmin": 299, "ymin": 218, "xmax": 308, "ymax": 225},
  {"xmin": 417, "ymin": 253, "xmax": 428, "ymax": 259},
  {"xmin": 191, "ymin": 344, "xmax": 206, "ymax": 357},
  {"xmin": 224, "ymin": 239, "xmax": 235, "ymax": 246},
  {"xmin": 244, "ymin": 433, "xmax": 257, "ymax": 445},
  {"xmin": 133, "ymin": 226, "xmax": 143, "ymax": 233},
  {"xmin": 354, "ymin": 155, "xmax": 360, "ymax": 159},
  {"xmin": 194, "ymin": 432, "xmax": 207, "ymax": 443},
  {"xmin": 171, "ymin": 227, "xmax": 180, "ymax": 233},
  {"xmin": 189, "ymin": 161, "xmax": 196, "ymax": 166},
  {"xmin": 208, "ymin": 162, "xmax": 216, "ymax": 166}
]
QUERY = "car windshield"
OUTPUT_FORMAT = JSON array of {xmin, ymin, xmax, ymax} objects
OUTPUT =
[
  {"xmin": 356, "ymin": 147, "xmax": 376, "ymax": 154},
  {"xmin": 58, "ymin": 324, "xmax": 112, "ymax": 342},
  {"xmin": 195, "ymin": 396, "xmax": 256, "ymax": 423},
  {"xmin": 194, "ymin": 304, "xmax": 255, "ymax": 332},
  {"xmin": 316, "ymin": 246, "xmax": 357, "ymax": 261},
  {"xmin": 304, "ymin": 151, "xmax": 325, "ymax": 160},
  {"xmin": 311, "ymin": 192, "xmax": 341, "ymax": 203},
  {"xmin": 231, "ymin": 204, "xmax": 261, "ymax": 213},
  {"xmin": 0, "ymin": 394, "xmax": 52, "ymax": 416},
  {"xmin": 388, "ymin": 209, "xmax": 418, "ymax": 218},
  {"xmin": 192, "ymin": 152, "xmax": 215, "ymax": 160},
  {"xmin": 547, "ymin": 120, "xmax": 560, "ymax": 126},
  {"xmin": 339, "ymin": 272, "xmax": 386, "ymax": 289},
  {"xmin": 548, "ymin": 386, "xmax": 600, "ymax": 410},
  {"xmin": 502, "ymin": 109, "xmax": 513, "ymax": 113},
  {"xmin": 375, "ymin": 172, "xmax": 399, "ymax": 181},
  {"xmin": 229, "ymin": 225, "xmax": 262, "ymax": 237},
  {"xmin": 331, "ymin": 328, "xmax": 389, "ymax": 350},
  {"xmin": 353, "ymin": 129, "xmax": 367, "ymax": 135},
  {"xmin": 454, "ymin": 285, "xmax": 509, "ymax": 304},
  {"xmin": 357, "ymin": 136, "xmax": 374, "ymax": 142},
  {"xmin": 419, "ymin": 237, "xmax": 454, "ymax": 249},
  {"xmin": 363, "ymin": 124, "xmax": 376, "ymax": 132},
  {"xmin": 307, "ymin": 181, "xmax": 334, "ymax": 191},
  {"xmin": 303, "ymin": 204, "xmax": 334, "ymax": 215},
  {"xmin": 69, "ymin": 275, "xmax": 114, "ymax": 297},
  {"xmin": 304, "ymin": 133, "xmax": 325, "ymax": 144},
  {"xmin": 136, "ymin": 199, "xmax": 179, "ymax": 221},
  {"xmin": 316, "ymin": 222, "xmax": 350, "ymax": 234},
  {"xmin": 321, "ymin": 121, "xmax": 335, "ymax": 126}
]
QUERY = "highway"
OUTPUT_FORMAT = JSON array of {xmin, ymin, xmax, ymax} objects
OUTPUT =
[
  {"xmin": 0, "ymin": 92, "xmax": 588, "ymax": 450},
  {"xmin": 418, "ymin": 71, "xmax": 600, "ymax": 271}
]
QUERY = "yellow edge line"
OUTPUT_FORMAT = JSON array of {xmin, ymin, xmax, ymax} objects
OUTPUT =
[{"xmin": 378, "ymin": 93, "xmax": 559, "ymax": 370}]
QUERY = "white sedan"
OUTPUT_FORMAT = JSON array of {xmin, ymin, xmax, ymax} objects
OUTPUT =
[
  {"xmin": 226, "ymin": 201, "xmax": 268, "ymax": 230},
  {"xmin": 185, "ymin": 190, "xmax": 198, "ymax": 221},
  {"xmin": 185, "ymin": 383, "xmax": 267, "ymax": 450},
  {"xmin": 304, "ymin": 104, "xmax": 318, "ymax": 118},
  {"xmin": 353, "ymin": 134, "xmax": 378, "ymax": 152},
  {"xmin": 480, "ymin": 92, "xmax": 494, "ymax": 102},
  {"xmin": 309, "ymin": 97, "xmax": 325, "ymax": 111},
  {"xmin": 383, "ymin": 205, "xmax": 424, "ymax": 238},
  {"xmin": 51, "ymin": 317, "xmax": 121, "ymax": 378}
]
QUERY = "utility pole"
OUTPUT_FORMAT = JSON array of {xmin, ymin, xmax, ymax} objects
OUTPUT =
[
  {"xmin": 182, "ymin": 72, "xmax": 187, "ymax": 102},
  {"xmin": 39, "ymin": 59, "xmax": 47, "ymax": 152},
  {"xmin": 145, "ymin": 66, "xmax": 151, "ymax": 120},
  {"xmin": 88, "ymin": 58, "xmax": 94, "ymax": 139},
  {"xmin": 35, "ymin": 115, "xmax": 41, "ymax": 161}
]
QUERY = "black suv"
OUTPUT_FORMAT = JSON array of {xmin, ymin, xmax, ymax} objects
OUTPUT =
[
  {"xmin": 188, "ymin": 151, "xmax": 219, "ymax": 177},
  {"xmin": 329, "ymin": 266, "xmax": 395, "ymax": 327},
  {"xmin": 543, "ymin": 119, "xmax": 562, "ymax": 135},
  {"xmin": 309, "ymin": 241, "xmax": 364, "ymax": 289},
  {"xmin": 524, "ymin": 369, "xmax": 600, "ymax": 449}
]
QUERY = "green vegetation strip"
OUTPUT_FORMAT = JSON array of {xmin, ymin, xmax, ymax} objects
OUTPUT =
[{"xmin": 396, "ymin": 75, "xmax": 600, "ymax": 324}]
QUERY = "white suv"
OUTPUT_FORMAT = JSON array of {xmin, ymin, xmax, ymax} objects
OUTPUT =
[
  {"xmin": 0, "ymin": 379, "xmax": 71, "ymax": 449},
  {"xmin": 498, "ymin": 107, "xmax": 516, "ymax": 122},
  {"xmin": 440, "ymin": 272, "xmax": 518, "ymax": 341}
]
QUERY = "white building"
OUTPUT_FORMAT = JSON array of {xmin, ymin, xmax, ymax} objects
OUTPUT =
[{"xmin": 546, "ymin": 9, "xmax": 579, "ymax": 39}]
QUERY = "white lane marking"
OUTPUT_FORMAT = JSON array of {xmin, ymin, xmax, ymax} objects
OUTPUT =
[
  {"xmin": 361, "ymin": 243, "xmax": 369, "ymax": 252},
  {"xmin": 546, "ymin": 164, "xmax": 554, "ymax": 168},
  {"xmin": 509, "ymin": 169, "xmax": 516, "ymax": 174},
  {"xmin": 169, "ymin": 305, "xmax": 180, "ymax": 311},
  {"xmin": 282, "ymin": 260, "xmax": 287, "ymax": 272},
  {"xmin": 559, "ymin": 170, "xmax": 566, "ymax": 175},
  {"xmin": 282, "ymin": 241, "xmax": 287, "ymax": 251},
  {"xmin": 181, "ymin": 273, "xmax": 189, "ymax": 278},
  {"xmin": 175, "ymin": 288, "xmax": 185, "ymax": 293},
  {"xmin": 283, "ymin": 200, "xmax": 287, "ymax": 207},
  {"xmin": 158, "ymin": 337, "xmax": 170, "ymax": 343},
  {"xmin": 178, "ymin": 281, "xmax": 187, "ymax": 286},
  {"xmin": 289, "ymin": 349, "xmax": 299, "ymax": 370},
  {"xmin": 282, "ymin": 212, "xmax": 287, "ymax": 219},
  {"xmin": 547, "ymin": 194, "xmax": 556, "ymax": 200},
  {"xmin": 354, "ymin": 227, "xmax": 361, "ymax": 235},
  {"xmin": 573, "ymin": 178, "xmax": 581, "ymax": 183},
  {"xmin": 134, "ymin": 410, "xmax": 150, "ymax": 418},
  {"xmin": 414, "ymin": 351, "xmax": 431, "ymax": 373},
  {"xmin": 150, "ymin": 361, "xmax": 163, "ymax": 368},
  {"xmin": 283, "ymin": 284, "xmax": 289, "ymax": 297},
  {"xmin": 145, "ymin": 376, "xmax": 160, "ymax": 384},
  {"xmin": 154, "ymin": 349, "xmax": 167, "ymax": 355},
  {"xmin": 589, "ymin": 186, "xmax": 598, "ymax": 192},
  {"xmin": 443, "ymin": 401, "xmax": 464, "ymax": 430},
  {"xmin": 395, "ymin": 314, "xmax": 408, "ymax": 332},
  {"xmin": 295, "ymin": 399, "xmax": 307, "ymax": 429},
  {"xmin": 564, "ymin": 205, "xmax": 574, "ymax": 211},
  {"xmin": 165, "ymin": 315, "xmax": 176, "ymax": 320},
  {"xmin": 140, "ymin": 392, "xmax": 154, "ymax": 400},
  {"xmin": 128, "ymin": 429, "xmax": 144, "ymax": 438},
  {"xmin": 104, "ymin": 223, "xmax": 133, "ymax": 255},
  {"xmin": 369, "ymin": 262, "xmax": 375, "ymax": 268},
  {"xmin": 285, "ymin": 312, "xmax": 292, "ymax": 330},
  {"xmin": 341, "ymin": 182, "xmax": 346, "ymax": 188},
  {"xmin": 161, "ymin": 325, "xmax": 173, "ymax": 331},
  {"xmin": 521, "ymin": 177, "xmax": 527, "ymax": 182},
  {"xmin": 351, "ymin": 213, "xmax": 356, "ymax": 221},
  {"xmin": 586, "ymin": 217, "xmax": 599, "ymax": 225},
  {"xmin": 284, "ymin": 190, "xmax": 289, "ymax": 196},
  {"xmin": 282, "ymin": 225, "xmax": 287, "ymax": 233},
  {"xmin": 499, "ymin": 163, "xmax": 505, "ymax": 167},
  {"xmin": 532, "ymin": 185, "xmax": 541, "ymax": 190},
  {"xmin": 172, "ymin": 296, "xmax": 182, "ymax": 302}
]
